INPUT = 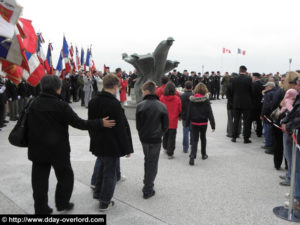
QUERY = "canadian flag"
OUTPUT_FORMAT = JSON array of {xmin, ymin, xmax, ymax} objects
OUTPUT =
[{"xmin": 222, "ymin": 48, "xmax": 231, "ymax": 54}]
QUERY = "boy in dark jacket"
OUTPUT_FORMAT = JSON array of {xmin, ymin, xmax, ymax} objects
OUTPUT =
[
  {"xmin": 88, "ymin": 74, "xmax": 133, "ymax": 211},
  {"xmin": 186, "ymin": 83, "xmax": 215, "ymax": 165},
  {"xmin": 136, "ymin": 81, "xmax": 169, "ymax": 199}
]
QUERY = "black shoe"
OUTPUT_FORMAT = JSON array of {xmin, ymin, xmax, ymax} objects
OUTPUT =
[
  {"xmin": 202, "ymin": 154, "xmax": 208, "ymax": 160},
  {"xmin": 265, "ymin": 149, "xmax": 274, "ymax": 155},
  {"xmin": 226, "ymin": 134, "xmax": 233, "ymax": 138},
  {"xmin": 0, "ymin": 124, "xmax": 6, "ymax": 128},
  {"xmin": 261, "ymin": 146, "xmax": 272, "ymax": 150},
  {"xmin": 189, "ymin": 158, "xmax": 194, "ymax": 165},
  {"xmin": 231, "ymin": 138, "xmax": 236, "ymax": 143},
  {"xmin": 143, "ymin": 191, "xmax": 155, "ymax": 199},
  {"xmin": 57, "ymin": 202, "xmax": 74, "ymax": 212},
  {"xmin": 244, "ymin": 139, "xmax": 252, "ymax": 144},
  {"xmin": 280, "ymin": 181, "xmax": 290, "ymax": 186},
  {"xmin": 3, "ymin": 120, "xmax": 8, "ymax": 123},
  {"xmin": 36, "ymin": 207, "xmax": 53, "ymax": 215},
  {"xmin": 99, "ymin": 201, "xmax": 115, "ymax": 211},
  {"xmin": 93, "ymin": 194, "xmax": 99, "ymax": 199},
  {"xmin": 257, "ymin": 134, "xmax": 262, "ymax": 137}
]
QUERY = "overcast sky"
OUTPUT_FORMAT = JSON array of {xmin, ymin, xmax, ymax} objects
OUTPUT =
[{"xmin": 20, "ymin": 0, "xmax": 300, "ymax": 74}]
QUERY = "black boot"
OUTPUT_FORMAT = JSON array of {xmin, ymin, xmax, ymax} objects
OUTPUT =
[{"xmin": 189, "ymin": 158, "xmax": 194, "ymax": 166}]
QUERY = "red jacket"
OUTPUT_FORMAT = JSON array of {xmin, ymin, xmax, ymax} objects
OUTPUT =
[
  {"xmin": 118, "ymin": 77, "xmax": 128, "ymax": 103},
  {"xmin": 160, "ymin": 95, "xmax": 182, "ymax": 129}
]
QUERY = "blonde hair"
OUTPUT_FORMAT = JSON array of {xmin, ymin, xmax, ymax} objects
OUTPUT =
[
  {"xmin": 283, "ymin": 71, "xmax": 299, "ymax": 91},
  {"xmin": 194, "ymin": 83, "xmax": 208, "ymax": 95}
]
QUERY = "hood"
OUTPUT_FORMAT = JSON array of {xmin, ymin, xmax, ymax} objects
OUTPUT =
[
  {"xmin": 285, "ymin": 89, "xmax": 298, "ymax": 101},
  {"xmin": 189, "ymin": 94, "xmax": 208, "ymax": 103},
  {"xmin": 161, "ymin": 95, "xmax": 178, "ymax": 102}
]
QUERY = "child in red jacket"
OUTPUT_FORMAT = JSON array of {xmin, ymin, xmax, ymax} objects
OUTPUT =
[{"xmin": 160, "ymin": 82, "xmax": 182, "ymax": 159}]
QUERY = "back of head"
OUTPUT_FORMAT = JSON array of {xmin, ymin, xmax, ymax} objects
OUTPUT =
[
  {"xmin": 239, "ymin": 65, "xmax": 247, "ymax": 73},
  {"xmin": 164, "ymin": 81, "xmax": 176, "ymax": 96},
  {"xmin": 161, "ymin": 76, "xmax": 169, "ymax": 85},
  {"xmin": 283, "ymin": 71, "xmax": 299, "ymax": 91},
  {"xmin": 194, "ymin": 83, "xmax": 208, "ymax": 95},
  {"xmin": 103, "ymin": 74, "xmax": 120, "ymax": 90},
  {"xmin": 142, "ymin": 81, "xmax": 156, "ymax": 95},
  {"xmin": 184, "ymin": 81, "xmax": 193, "ymax": 90},
  {"xmin": 40, "ymin": 75, "xmax": 62, "ymax": 94}
]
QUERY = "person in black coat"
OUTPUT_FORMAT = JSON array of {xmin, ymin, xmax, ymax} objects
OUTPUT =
[
  {"xmin": 136, "ymin": 81, "xmax": 169, "ymax": 199},
  {"xmin": 6, "ymin": 79, "xmax": 18, "ymax": 121},
  {"xmin": 0, "ymin": 76, "xmax": 6, "ymax": 129},
  {"xmin": 229, "ymin": 65, "xmax": 253, "ymax": 143},
  {"xmin": 181, "ymin": 81, "xmax": 194, "ymax": 153},
  {"xmin": 186, "ymin": 83, "xmax": 215, "ymax": 165},
  {"xmin": 88, "ymin": 74, "xmax": 134, "ymax": 211},
  {"xmin": 251, "ymin": 73, "xmax": 264, "ymax": 137},
  {"xmin": 27, "ymin": 75, "xmax": 115, "ymax": 214}
]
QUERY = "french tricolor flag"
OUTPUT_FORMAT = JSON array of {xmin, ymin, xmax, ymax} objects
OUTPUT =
[
  {"xmin": 222, "ymin": 48, "xmax": 231, "ymax": 54},
  {"xmin": 75, "ymin": 46, "xmax": 80, "ymax": 71},
  {"xmin": 36, "ymin": 33, "xmax": 50, "ymax": 74},
  {"xmin": 62, "ymin": 36, "xmax": 70, "ymax": 73},
  {"xmin": 46, "ymin": 43, "xmax": 54, "ymax": 74}
]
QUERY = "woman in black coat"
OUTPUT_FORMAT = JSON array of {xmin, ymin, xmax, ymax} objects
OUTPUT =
[
  {"xmin": 27, "ymin": 75, "xmax": 115, "ymax": 214},
  {"xmin": 186, "ymin": 83, "xmax": 215, "ymax": 166}
]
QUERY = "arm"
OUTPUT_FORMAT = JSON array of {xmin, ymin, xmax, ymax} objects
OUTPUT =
[
  {"xmin": 161, "ymin": 105, "xmax": 169, "ymax": 133},
  {"xmin": 136, "ymin": 104, "xmax": 142, "ymax": 132},
  {"xmin": 208, "ymin": 103, "xmax": 216, "ymax": 130}
]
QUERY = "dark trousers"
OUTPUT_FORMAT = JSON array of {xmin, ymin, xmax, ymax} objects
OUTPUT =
[
  {"xmin": 251, "ymin": 109, "xmax": 262, "ymax": 136},
  {"xmin": 163, "ymin": 129, "xmax": 177, "ymax": 156},
  {"xmin": 8, "ymin": 100, "xmax": 18, "ymax": 120},
  {"xmin": 190, "ymin": 125, "xmax": 207, "ymax": 159},
  {"xmin": 91, "ymin": 157, "xmax": 121, "ymax": 186},
  {"xmin": 94, "ymin": 157, "xmax": 118, "ymax": 205},
  {"xmin": 0, "ymin": 95, "xmax": 5, "ymax": 125},
  {"xmin": 273, "ymin": 125, "xmax": 284, "ymax": 169},
  {"xmin": 233, "ymin": 109, "xmax": 251, "ymax": 139},
  {"xmin": 142, "ymin": 143, "xmax": 161, "ymax": 194},
  {"xmin": 216, "ymin": 88, "xmax": 220, "ymax": 99},
  {"xmin": 31, "ymin": 160, "xmax": 74, "ymax": 214},
  {"xmin": 80, "ymin": 88, "xmax": 85, "ymax": 106}
]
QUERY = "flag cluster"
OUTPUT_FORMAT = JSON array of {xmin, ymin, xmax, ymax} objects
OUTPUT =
[
  {"xmin": 222, "ymin": 47, "xmax": 247, "ymax": 55},
  {"xmin": 0, "ymin": 0, "xmax": 97, "ymax": 86}
]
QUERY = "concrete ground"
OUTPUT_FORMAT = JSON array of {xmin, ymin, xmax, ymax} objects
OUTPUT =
[{"xmin": 0, "ymin": 99, "xmax": 293, "ymax": 225}]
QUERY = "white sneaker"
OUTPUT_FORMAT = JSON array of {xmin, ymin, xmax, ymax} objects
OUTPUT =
[
  {"xmin": 285, "ymin": 193, "xmax": 290, "ymax": 199},
  {"xmin": 99, "ymin": 201, "xmax": 115, "ymax": 212}
]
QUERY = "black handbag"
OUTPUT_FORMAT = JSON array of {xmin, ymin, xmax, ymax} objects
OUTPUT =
[{"xmin": 8, "ymin": 98, "xmax": 35, "ymax": 147}]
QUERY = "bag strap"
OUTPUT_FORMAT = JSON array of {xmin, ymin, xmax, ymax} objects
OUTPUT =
[{"xmin": 24, "ymin": 97, "xmax": 38, "ymax": 113}]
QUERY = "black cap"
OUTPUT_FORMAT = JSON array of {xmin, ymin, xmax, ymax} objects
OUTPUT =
[
  {"xmin": 252, "ymin": 73, "xmax": 261, "ymax": 78},
  {"xmin": 289, "ymin": 77, "xmax": 299, "ymax": 84}
]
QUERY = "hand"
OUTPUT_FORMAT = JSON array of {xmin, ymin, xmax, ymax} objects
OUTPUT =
[
  {"xmin": 281, "ymin": 124, "xmax": 288, "ymax": 134},
  {"xmin": 178, "ymin": 117, "xmax": 182, "ymax": 121},
  {"xmin": 260, "ymin": 116, "xmax": 263, "ymax": 120},
  {"xmin": 18, "ymin": 95, "xmax": 20, "ymax": 100},
  {"xmin": 125, "ymin": 154, "xmax": 131, "ymax": 158},
  {"xmin": 8, "ymin": 98, "xmax": 12, "ymax": 101},
  {"xmin": 212, "ymin": 129, "xmax": 215, "ymax": 132},
  {"xmin": 102, "ymin": 116, "xmax": 116, "ymax": 128}
]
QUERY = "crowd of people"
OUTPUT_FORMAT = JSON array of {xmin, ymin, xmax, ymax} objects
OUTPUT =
[{"xmin": 1, "ymin": 64, "xmax": 300, "ymax": 214}]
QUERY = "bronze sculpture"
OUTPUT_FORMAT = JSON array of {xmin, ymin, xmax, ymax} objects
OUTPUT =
[{"xmin": 122, "ymin": 37, "xmax": 179, "ymax": 103}]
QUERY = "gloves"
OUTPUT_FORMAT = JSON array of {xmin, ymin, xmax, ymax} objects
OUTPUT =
[
  {"xmin": 8, "ymin": 98, "xmax": 12, "ymax": 101},
  {"xmin": 18, "ymin": 95, "xmax": 21, "ymax": 100},
  {"xmin": 0, "ymin": 86, "xmax": 5, "ymax": 94}
]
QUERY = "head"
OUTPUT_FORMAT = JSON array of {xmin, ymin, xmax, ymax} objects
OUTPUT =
[
  {"xmin": 172, "ymin": 69, "xmax": 177, "ymax": 75},
  {"xmin": 194, "ymin": 83, "xmax": 208, "ymax": 95},
  {"xmin": 217, "ymin": 71, "xmax": 220, "ymax": 75},
  {"xmin": 115, "ymin": 68, "xmax": 122, "ymax": 77},
  {"xmin": 163, "ymin": 82, "xmax": 176, "ymax": 96},
  {"xmin": 40, "ymin": 75, "xmax": 62, "ymax": 95},
  {"xmin": 283, "ymin": 71, "xmax": 299, "ymax": 91},
  {"xmin": 252, "ymin": 73, "xmax": 261, "ymax": 81},
  {"xmin": 184, "ymin": 81, "xmax": 193, "ymax": 90},
  {"xmin": 264, "ymin": 82, "xmax": 275, "ymax": 91},
  {"xmin": 103, "ymin": 74, "xmax": 120, "ymax": 96},
  {"xmin": 161, "ymin": 76, "xmax": 169, "ymax": 85},
  {"xmin": 239, "ymin": 65, "xmax": 247, "ymax": 74},
  {"xmin": 183, "ymin": 70, "xmax": 188, "ymax": 75},
  {"xmin": 142, "ymin": 81, "xmax": 156, "ymax": 96},
  {"xmin": 225, "ymin": 72, "xmax": 229, "ymax": 76}
]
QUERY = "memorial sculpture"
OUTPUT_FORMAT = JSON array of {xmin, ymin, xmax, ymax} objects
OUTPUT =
[{"xmin": 122, "ymin": 37, "xmax": 179, "ymax": 103}]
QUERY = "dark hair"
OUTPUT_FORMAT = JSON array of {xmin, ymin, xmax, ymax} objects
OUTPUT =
[
  {"xmin": 142, "ymin": 81, "xmax": 156, "ymax": 94},
  {"xmin": 103, "ymin": 74, "xmax": 120, "ymax": 89},
  {"xmin": 161, "ymin": 76, "xmax": 169, "ymax": 85},
  {"xmin": 164, "ymin": 81, "xmax": 176, "ymax": 96},
  {"xmin": 239, "ymin": 65, "xmax": 247, "ymax": 72},
  {"xmin": 40, "ymin": 75, "xmax": 62, "ymax": 94},
  {"xmin": 115, "ymin": 68, "xmax": 122, "ymax": 74},
  {"xmin": 184, "ymin": 81, "xmax": 193, "ymax": 90}
]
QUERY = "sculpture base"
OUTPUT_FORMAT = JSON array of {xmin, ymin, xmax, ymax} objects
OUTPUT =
[{"xmin": 124, "ymin": 103, "xmax": 137, "ymax": 120}]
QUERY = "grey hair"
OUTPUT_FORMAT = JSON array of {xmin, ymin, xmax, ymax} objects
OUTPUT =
[{"xmin": 40, "ymin": 75, "xmax": 62, "ymax": 93}]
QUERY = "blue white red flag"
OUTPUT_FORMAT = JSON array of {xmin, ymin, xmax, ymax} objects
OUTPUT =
[
  {"xmin": 46, "ymin": 43, "xmax": 54, "ymax": 74},
  {"xmin": 36, "ymin": 33, "xmax": 50, "ymax": 74},
  {"xmin": 80, "ymin": 48, "xmax": 84, "ymax": 69},
  {"xmin": 76, "ymin": 46, "xmax": 80, "ymax": 71},
  {"xmin": 56, "ymin": 51, "xmax": 63, "ymax": 74},
  {"xmin": 62, "ymin": 36, "xmax": 70, "ymax": 73}
]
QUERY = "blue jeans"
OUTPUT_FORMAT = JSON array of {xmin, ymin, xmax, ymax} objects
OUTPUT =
[
  {"xmin": 294, "ymin": 147, "xmax": 300, "ymax": 202},
  {"xmin": 263, "ymin": 122, "xmax": 272, "ymax": 147},
  {"xmin": 91, "ymin": 158, "xmax": 121, "ymax": 186},
  {"xmin": 94, "ymin": 157, "xmax": 118, "ymax": 204},
  {"xmin": 283, "ymin": 133, "xmax": 293, "ymax": 182},
  {"xmin": 182, "ymin": 120, "xmax": 193, "ymax": 152}
]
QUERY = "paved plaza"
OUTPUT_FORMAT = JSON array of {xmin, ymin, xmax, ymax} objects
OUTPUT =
[{"xmin": 0, "ymin": 99, "xmax": 292, "ymax": 225}]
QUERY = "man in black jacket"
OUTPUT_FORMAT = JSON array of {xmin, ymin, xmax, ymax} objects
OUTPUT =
[
  {"xmin": 251, "ymin": 73, "xmax": 264, "ymax": 137},
  {"xmin": 136, "ymin": 81, "xmax": 169, "ymax": 199},
  {"xmin": 88, "ymin": 74, "xmax": 134, "ymax": 211},
  {"xmin": 181, "ymin": 81, "xmax": 193, "ymax": 153},
  {"xmin": 229, "ymin": 65, "xmax": 253, "ymax": 143},
  {"xmin": 27, "ymin": 75, "xmax": 115, "ymax": 214}
]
